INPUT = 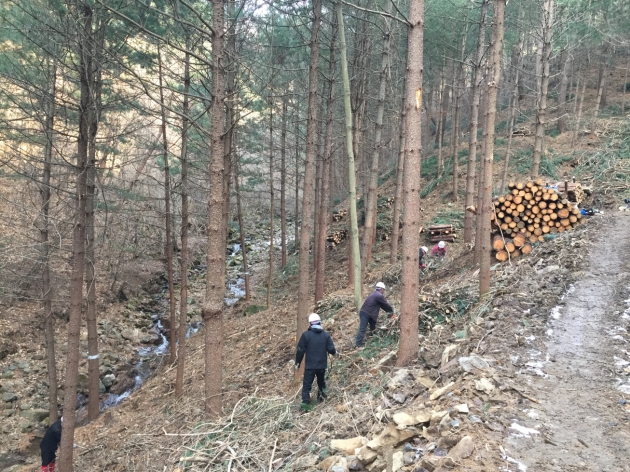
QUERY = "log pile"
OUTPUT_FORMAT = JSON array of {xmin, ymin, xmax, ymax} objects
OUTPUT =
[
  {"xmin": 491, "ymin": 179, "xmax": 584, "ymax": 262},
  {"xmin": 428, "ymin": 224, "xmax": 456, "ymax": 243},
  {"xmin": 554, "ymin": 181, "xmax": 587, "ymax": 205},
  {"xmin": 326, "ymin": 229, "xmax": 348, "ymax": 247},
  {"xmin": 332, "ymin": 209, "xmax": 348, "ymax": 222}
]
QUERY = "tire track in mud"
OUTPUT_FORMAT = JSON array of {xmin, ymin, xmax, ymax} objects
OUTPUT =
[{"xmin": 503, "ymin": 214, "xmax": 630, "ymax": 472}]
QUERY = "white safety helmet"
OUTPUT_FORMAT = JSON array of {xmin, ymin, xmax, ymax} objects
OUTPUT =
[
  {"xmin": 421, "ymin": 246, "xmax": 428, "ymax": 253},
  {"xmin": 375, "ymin": 282, "xmax": 386, "ymax": 290},
  {"xmin": 308, "ymin": 313, "xmax": 321, "ymax": 323},
  {"xmin": 438, "ymin": 241, "xmax": 446, "ymax": 249}
]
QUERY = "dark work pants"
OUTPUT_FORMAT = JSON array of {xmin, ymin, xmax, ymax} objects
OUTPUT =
[
  {"xmin": 41, "ymin": 448, "xmax": 56, "ymax": 467},
  {"xmin": 302, "ymin": 369, "xmax": 326, "ymax": 403},
  {"xmin": 355, "ymin": 311, "xmax": 376, "ymax": 347}
]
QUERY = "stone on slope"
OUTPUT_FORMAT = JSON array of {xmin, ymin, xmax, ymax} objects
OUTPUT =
[{"xmin": 330, "ymin": 437, "xmax": 367, "ymax": 455}]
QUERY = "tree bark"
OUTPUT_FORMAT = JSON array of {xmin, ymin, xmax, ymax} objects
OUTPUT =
[
  {"xmin": 203, "ymin": 0, "xmax": 226, "ymax": 417},
  {"xmin": 234, "ymin": 158, "xmax": 250, "ymax": 302},
  {"xmin": 280, "ymin": 93, "xmax": 288, "ymax": 268},
  {"xmin": 557, "ymin": 55, "xmax": 570, "ymax": 134},
  {"xmin": 397, "ymin": 0, "xmax": 424, "ymax": 367},
  {"xmin": 157, "ymin": 44, "xmax": 177, "ymax": 366},
  {"xmin": 572, "ymin": 81, "xmax": 585, "ymax": 149},
  {"xmin": 294, "ymin": 105, "xmax": 300, "ymax": 251},
  {"xmin": 315, "ymin": 17, "xmax": 337, "ymax": 304},
  {"xmin": 337, "ymin": 3, "xmax": 362, "ymax": 312},
  {"xmin": 41, "ymin": 57, "xmax": 58, "ymax": 424},
  {"xmin": 58, "ymin": 4, "xmax": 93, "ymax": 469},
  {"xmin": 267, "ymin": 97, "xmax": 274, "ymax": 309},
  {"xmin": 463, "ymin": 0, "xmax": 488, "ymax": 245},
  {"xmin": 295, "ymin": 0, "xmax": 322, "ymax": 381},
  {"xmin": 362, "ymin": 2, "xmax": 392, "ymax": 271},
  {"xmin": 451, "ymin": 34, "xmax": 466, "ymax": 203},
  {"xmin": 474, "ymin": 67, "xmax": 489, "ymax": 266},
  {"xmin": 501, "ymin": 24, "xmax": 525, "ymax": 193},
  {"xmin": 175, "ymin": 48, "xmax": 190, "ymax": 398},
  {"xmin": 622, "ymin": 58, "xmax": 629, "ymax": 116},
  {"xmin": 531, "ymin": 0, "xmax": 554, "ymax": 179},
  {"xmin": 479, "ymin": 0, "xmax": 506, "ymax": 296},
  {"xmin": 85, "ymin": 57, "xmax": 101, "ymax": 422},
  {"xmin": 389, "ymin": 101, "xmax": 405, "ymax": 264}
]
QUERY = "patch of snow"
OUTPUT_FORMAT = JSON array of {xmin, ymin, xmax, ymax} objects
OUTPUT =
[
  {"xmin": 510, "ymin": 422, "xmax": 540, "ymax": 438},
  {"xmin": 550, "ymin": 306, "xmax": 563, "ymax": 319}
]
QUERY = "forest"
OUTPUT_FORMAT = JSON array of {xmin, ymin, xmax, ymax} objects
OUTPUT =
[{"xmin": 0, "ymin": 0, "xmax": 629, "ymax": 470}]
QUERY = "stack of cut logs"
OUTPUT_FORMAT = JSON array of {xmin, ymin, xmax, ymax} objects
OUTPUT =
[
  {"xmin": 492, "ymin": 179, "xmax": 583, "ymax": 262},
  {"xmin": 554, "ymin": 181, "xmax": 587, "ymax": 205},
  {"xmin": 326, "ymin": 228, "xmax": 348, "ymax": 248},
  {"xmin": 332, "ymin": 209, "xmax": 348, "ymax": 222},
  {"xmin": 428, "ymin": 224, "xmax": 456, "ymax": 243}
]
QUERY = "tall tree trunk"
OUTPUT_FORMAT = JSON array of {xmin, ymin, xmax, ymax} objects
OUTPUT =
[
  {"xmin": 572, "ymin": 81, "xmax": 586, "ymax": 149},
  {"xmin": 157, "ymin": 45, "xmax": 177, "ymax": 366},
  {"xmin": 501, "ymin": 24, "xmax": 525, "ymax": 193},
  {"xmin": 295, "ymin": 0, "xmax": 322, "ymax": 381},
  {"xmin": 622, "ymin": 58, "xmax": 629, "ymax": 116},
  {"xmin": 463, "ymin": 0, "xmax": 488, "ymax": 245},
  {"xmin": 221, "ymin": 0, "xmax": 236, "ymax": 266},
  {"xmin": 234, "ymin": 158, "xmax": 250, "ymax": 302},
  {"xmin": 58, "ymin": 4, "xmax": 93, "ymax": 469},
  {"xmin": 203, "ymin": 0, "xmax": 226, "ymax": 417},
  {"xmin": 591, "ymin": 74, "xmax": 605, "ymax": 136},
  {"xmin": 557, "ymin": 55, "xmax": 570, "ymax": 134},
  {"xmin": 531, "ymin": 0, "xmax": 554, "ymax": 179},
  {"xmin": 362, "ymin": 3, "xmax": 392, "ymax": 271},
  {"xmin": 85, "ymin": 68, "xmax": 101, "ymax": 422},
  {"xmin": 337, "ymin": 3, "xmax": 362, "ymax": 312},
  {"xmin": 397, "ymin": 0, "xmax": 424, "ymax": 367},
  {"xmin": 294, "ymin": 106, "xmax": 300, "ymax": 251},
  {"xmin": 436, "ymin": 70, "xmax": 445, "ymax": 175},
  {"xmin": 280, "ymin": 93, "xmax": 288, "ymax": 268},
  {"xmin": 474, "ymin": 61, "xmax": 489, "ymax": 265},
  {"xmin": 41, "ymin": 57, "xmax": 58, "ymax": 425},
  {"xmin": 389, "ymin": 101, "xmax": 405, "ymax": 264},
  {"xmin": 479, "ymin": 0, "xmax": 506, "ymax": 296},
  {"xmin": 451, "ymin": 34, "xmax": 466, "ymax": 203},
  {"xmin": 315, "ymin": 17, "xmax": 337, "ymax": 304},
  {"xmin": 175, "ymin": 47, "xmax": 190, "ymax": 398},
  {"xmin": 267, "ymin": 99, "xmax": 274, "ymax": 309}
]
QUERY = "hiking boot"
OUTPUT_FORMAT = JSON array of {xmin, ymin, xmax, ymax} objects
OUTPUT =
[{"xmin": 300, "ymin": 402, "xmax": 314, "ymax": 412}]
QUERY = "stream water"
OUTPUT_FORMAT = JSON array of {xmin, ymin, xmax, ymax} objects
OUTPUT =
[{"xmin": 94, "ymin": 244, "xmax": 246, "ymax": 413}]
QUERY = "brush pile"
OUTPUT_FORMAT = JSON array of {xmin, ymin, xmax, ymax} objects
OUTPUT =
[{"xmin": 491, "ymin": 179, "xmax": 583, "ymax": 262}]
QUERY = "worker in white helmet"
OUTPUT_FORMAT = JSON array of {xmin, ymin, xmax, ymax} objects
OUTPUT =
[
  {"xmin": 296, "ymin": 313, "xmax": 337, "ymax": 409},
  {"xmin": 432, "ymin": 240, "xmax": 447, "ymax": 258},
  {"xmin": 355, "ymin": 282, "xmax": 394, "ymax": 348},
  {"xmin": 418, "ymin": 246, "xmax": 428, "ymax": 268}
]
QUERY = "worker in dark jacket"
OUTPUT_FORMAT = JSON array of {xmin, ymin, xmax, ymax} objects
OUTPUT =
[
  {"xmin": 355, "ymin": 282, "xmax": 394, "ymax": 348},
  {"xmin": 296, "ymin": 313, "xmax": 337, "ymax": 408},
  {"xmin": 40, "ymin": 417, "xmax": 62, "ymax": 471}
]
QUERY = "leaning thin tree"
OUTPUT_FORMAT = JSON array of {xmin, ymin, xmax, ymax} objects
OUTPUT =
[{"xmin": 336, "ymin": 2, "xmax": 362, "ymax": 312}]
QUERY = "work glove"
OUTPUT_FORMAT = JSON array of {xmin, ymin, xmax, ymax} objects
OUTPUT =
[{"xmin": 295, "ymin": 363, "xmax": 300, "ymax": 370}]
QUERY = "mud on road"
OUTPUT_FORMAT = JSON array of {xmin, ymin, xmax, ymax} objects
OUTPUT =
[{"xmin": 501, "ymin": 214, "xmax": 630, "ymax": 471}]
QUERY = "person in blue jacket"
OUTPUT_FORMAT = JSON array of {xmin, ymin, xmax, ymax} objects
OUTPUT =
[
  {"xmin": 296, "ymin": 313, "xmax": 337, "ymax": 408},
  {"xmin": 355, "ymin": 282, "xmax": 394, "ymax": 348}
]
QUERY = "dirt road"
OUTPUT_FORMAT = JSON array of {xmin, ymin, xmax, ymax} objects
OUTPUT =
[{"xmin": 503, "ymin": 214, "xmax": 630, "ymax": 471}]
